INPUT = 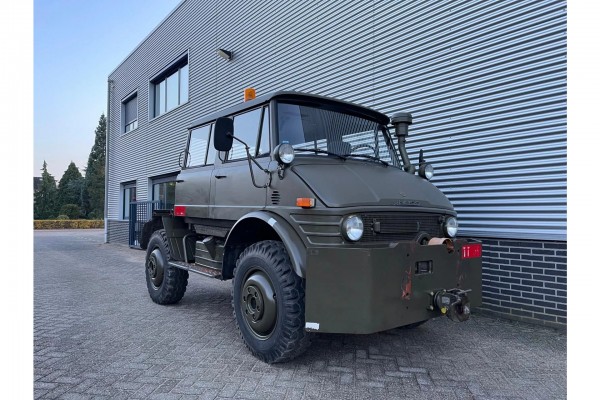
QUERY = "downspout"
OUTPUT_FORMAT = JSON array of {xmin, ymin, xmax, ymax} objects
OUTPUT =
[{"xmin": 104, "ymin": 79, "xmax": 114, "ymax": 243}]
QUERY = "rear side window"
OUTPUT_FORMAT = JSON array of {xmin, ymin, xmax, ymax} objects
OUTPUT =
[{"xmin": 187, "ymin": 124, "xmax": 214, "ymax": 167}]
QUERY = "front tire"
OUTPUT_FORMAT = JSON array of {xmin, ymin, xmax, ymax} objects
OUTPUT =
[
  {"xmin": 232, "ymin": 240, "xmax": 310, "ymax": 363},
  {"xmin": 145, "ymin": 229, "xmax": 188, "ymax": 304}
]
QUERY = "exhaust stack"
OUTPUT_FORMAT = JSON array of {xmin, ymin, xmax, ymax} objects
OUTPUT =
[{"xmin": 391, "ymin": 112, "xmax": 415, "ymax": 174}]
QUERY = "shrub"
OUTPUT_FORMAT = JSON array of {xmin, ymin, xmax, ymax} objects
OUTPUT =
[
  {"xmin": 34, "ymin": 220, "xmax": 104, "ymax": 229},
  {"xmin": 56, "ymin": 215, "xmax": 70, "ymax": 220},
  {"xmin": 60, "ymin": 204, "xmax": 83, "ymax": 220}
]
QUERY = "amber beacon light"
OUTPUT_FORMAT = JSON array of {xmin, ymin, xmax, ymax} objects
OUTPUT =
[{"xmin": 244, "ymin": 88, "xmax": 256, "ymax": 102}]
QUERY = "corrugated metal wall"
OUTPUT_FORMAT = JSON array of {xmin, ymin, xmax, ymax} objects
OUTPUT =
[{"xmin": 108, "ymin": 0, "xmax": 566, "ymax": 241}]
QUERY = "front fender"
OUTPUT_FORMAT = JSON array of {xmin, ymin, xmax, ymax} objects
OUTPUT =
[{"xmin": 225, "ymin": 211, "xmax": 307, "ymax": 278}]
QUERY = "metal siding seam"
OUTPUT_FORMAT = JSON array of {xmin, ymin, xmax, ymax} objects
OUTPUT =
[{"xmin": 107, "ymin": 0, "xmax": 566, "ymax": 241}]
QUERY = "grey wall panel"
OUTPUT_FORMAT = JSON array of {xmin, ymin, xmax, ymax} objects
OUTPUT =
[{"xmin": 108, "ymin": 0, "xmax": 566, "ymax": 241}]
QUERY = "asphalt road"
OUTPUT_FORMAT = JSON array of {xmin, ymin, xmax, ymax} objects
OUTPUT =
[{"xmin": 34, "ymin": 230, "xmax": 566, "ymax": 399}]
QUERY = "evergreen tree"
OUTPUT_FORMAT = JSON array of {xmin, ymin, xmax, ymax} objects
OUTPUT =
[
  {"xmin": 84, "ymin": 114, "xmax": 106, "ymax": 219},
  {"xmin": 57, "ymin": 162, "xmax": 84, "ymax": 215},
  {"xmin": 34, "ymin": 161, "xmax": 58, "ymax": 219}
]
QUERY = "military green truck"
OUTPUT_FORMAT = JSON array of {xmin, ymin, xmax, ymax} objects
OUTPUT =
[{"xmin": 141, "ymin": 91, "xmax": 482, "ymax": 363}]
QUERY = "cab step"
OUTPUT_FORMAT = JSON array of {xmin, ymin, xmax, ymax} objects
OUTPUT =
[{"xmin": 168, "ymin": 260, "xmax": 222, "ymax": 279}]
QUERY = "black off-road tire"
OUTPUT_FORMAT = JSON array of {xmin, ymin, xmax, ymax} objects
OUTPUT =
[
  {"xmin": 145, "ymin": 229, "xmax": 188, "ymax": 305},
  {"xmin": 232, "ymin": 240, "xmax": 311, "ymax": 363}
]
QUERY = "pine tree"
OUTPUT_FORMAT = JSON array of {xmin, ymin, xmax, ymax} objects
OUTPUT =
[
  {"xmin": 34, "ymin": 161, "xmax": 58, "ymax": 219},
  {"xmin": 57, "ymin": 162, "xmax": 84, "ymax": 216},
  {"xmin": 84, "ymin": 114, "xmax": 106, "ymax": 219}
]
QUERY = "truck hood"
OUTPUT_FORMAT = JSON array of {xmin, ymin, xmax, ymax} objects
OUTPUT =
[{"xmin": 291, "ymin": 162, "xmax": 453, "ymax": 210}]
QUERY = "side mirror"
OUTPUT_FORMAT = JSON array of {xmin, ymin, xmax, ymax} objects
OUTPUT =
[{"xmin": 214, "ymin": 117, "xmax": 234, "ymax": 151}]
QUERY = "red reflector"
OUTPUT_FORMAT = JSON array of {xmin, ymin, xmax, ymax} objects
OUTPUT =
[
  {"xmin": 461, "ymin": 243, "xmax": 482, "ymax": 259},
  {"xmin": 174, "ymin": 205, "xmax": 186, "ymax": 217}
]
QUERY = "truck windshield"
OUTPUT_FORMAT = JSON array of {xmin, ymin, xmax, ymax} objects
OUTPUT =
[{"xmin": 277, "ymin": 103, "xmax": 400, "ymax": 166}]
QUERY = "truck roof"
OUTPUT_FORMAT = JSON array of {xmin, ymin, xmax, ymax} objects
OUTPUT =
[{"xmin": 187, "ymin": 91, "xmax": 390, "ymax": 130}]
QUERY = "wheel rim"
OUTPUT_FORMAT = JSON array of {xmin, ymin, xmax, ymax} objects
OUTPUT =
[
  {"xmin": 241, "ymin": 270, "xmax": 277, "ymax": 339},
  {"xmin": 147, "ymin": 248, "xmax": 164, "ymax": 289}
]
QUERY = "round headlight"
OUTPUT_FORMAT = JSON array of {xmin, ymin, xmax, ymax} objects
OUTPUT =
[
  {"xmin": 342, "ymin": 215, "xmax": 364, "ymax": 241},
  {"xmin": 419, "ymin": 163, "xmax": 434, "ymax": 180},
  {"xmin": 274, "ymin": 143, "xmax": 295, "ymax": 164},
  {"xmin": 444, "ymin": 217, "xmax": 458, "ymax": 238}
]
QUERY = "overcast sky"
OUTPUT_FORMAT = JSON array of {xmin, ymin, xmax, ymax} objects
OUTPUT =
[{"xmin": 34, "ymin": 0, "xmax": 180, "ymax": 178}]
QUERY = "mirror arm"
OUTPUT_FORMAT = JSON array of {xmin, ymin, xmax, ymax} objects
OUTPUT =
[{"xmin": 229, "ymin": 134, "xmax": 271, "ymax": 189}]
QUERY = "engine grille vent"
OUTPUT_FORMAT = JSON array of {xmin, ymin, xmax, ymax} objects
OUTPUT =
[
  {"xmin": 270, "ymin": 191, "xmax": 281, "ymax": 205},
  {"xmin": 360, "ymin": 213, "xmax": 443, "ymax": 243}
]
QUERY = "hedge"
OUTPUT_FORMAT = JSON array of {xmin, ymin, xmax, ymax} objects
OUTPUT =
[{"xmin": 34, "ymin": 220, "xmax": 105, "ymax": 230}]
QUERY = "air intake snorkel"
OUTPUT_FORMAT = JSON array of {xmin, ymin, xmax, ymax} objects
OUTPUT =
[{"xmin": 391, "ymin": 112, "xmax": 415, "ymax": 174}]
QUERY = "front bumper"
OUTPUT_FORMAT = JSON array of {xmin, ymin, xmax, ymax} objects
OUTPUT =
[{"xmin": 304, "ymin": 239, "xmax": 482, "ymax": 334}]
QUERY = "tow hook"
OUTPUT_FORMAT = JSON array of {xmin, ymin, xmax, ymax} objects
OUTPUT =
[{"xmin": 431, "ymin": 289, "xmax": 472, "ymax": 322}]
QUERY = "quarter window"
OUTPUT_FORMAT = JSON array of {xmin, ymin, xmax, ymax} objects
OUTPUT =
[
  {"xmin": 151, "ymin": 56, "xmax": 189, "ymax": 118},
  {"xmin": 122, "ymin": 92, "xmax": 138, "ymax": 133}
]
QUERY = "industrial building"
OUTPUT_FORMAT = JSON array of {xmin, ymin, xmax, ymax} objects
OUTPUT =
[{"xmin": 106, "ymin": 0, "xmax": 566, "ymax": 327}]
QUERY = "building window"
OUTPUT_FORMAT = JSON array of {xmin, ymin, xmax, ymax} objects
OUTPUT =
[
  {"xmin": 122, "ymin": 182, "xmax": 136, "ymax": 219},
  {"xmin": 122, "ymin": 92, "xmax": 138, "ymax": 133},
  {"xmin": 151, "ymin": 54, "xmax": 189, "ymax": 118},
  {"xmin": 152, "ymin": 175, "xmax": 177, "ymax": 209}
]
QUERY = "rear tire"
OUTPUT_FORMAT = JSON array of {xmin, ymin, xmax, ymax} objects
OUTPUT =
[
  {"xmin": 232, "ymin": 240, "xmax": 310, "ymax": 363},
  {"xmin": 145, "ymin": 229, "xmax": 188, "ymax": 304}
]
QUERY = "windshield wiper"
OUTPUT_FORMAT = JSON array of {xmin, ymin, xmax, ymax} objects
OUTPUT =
[
  {"xmin": 294, "ymin": 148, "xmax": 347, "ymax": 160},
  {"xmin": 342, "ymin": 153, "xmax": 389, "ymax": 167}
]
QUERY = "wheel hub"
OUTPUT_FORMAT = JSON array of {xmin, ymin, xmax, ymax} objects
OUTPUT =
[
  {"xmin": 147, "ymin": 249, "xmax": 164, "ymax": 288},
  {"xmin": 241, "ymin": 271, "xmax": 276, "ymax": 338}
]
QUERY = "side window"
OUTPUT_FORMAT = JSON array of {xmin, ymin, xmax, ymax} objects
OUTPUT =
[
  {"xmin": 227, "ymin": 108, "xmax": 262, "ymax": 161},
  {"xmin": 258, "ymin": 106, "xmax": 270, "ymax": 156},
  {"xmin": 187, "ymin": 125, "xmax": 212, "ymax": 167}
]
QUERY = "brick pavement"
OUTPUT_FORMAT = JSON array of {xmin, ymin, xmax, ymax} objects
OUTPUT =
[{"xmin": 34, "ymin": 230, "xmax": 566, "ymax": 399}]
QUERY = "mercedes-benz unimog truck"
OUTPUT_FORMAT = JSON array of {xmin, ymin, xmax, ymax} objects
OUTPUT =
[{"xmin": 141, "ymin": 90, "xmax": 482, "ymax": 363}]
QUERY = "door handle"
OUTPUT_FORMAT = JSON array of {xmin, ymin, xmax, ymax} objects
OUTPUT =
[{"xmin": 215, "ymin": 175, "xmax": 227, "ymax": 179}]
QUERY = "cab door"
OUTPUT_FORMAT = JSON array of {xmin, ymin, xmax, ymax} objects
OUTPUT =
[
  {"xmin": 176, "ymin": 123, "xmax": 217, "ymax": 218},
  {"xmin": 211, "ymin": 106, "xmax": 271, "ymax": 221}
]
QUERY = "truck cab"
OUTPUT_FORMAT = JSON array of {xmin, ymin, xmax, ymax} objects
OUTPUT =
[{"xmin": 142, "ymin": 90, "xmax": 482, "ymax": 363}]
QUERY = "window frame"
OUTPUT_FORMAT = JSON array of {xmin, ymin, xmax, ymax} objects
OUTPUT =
[
  {"xmin": 151, "ymin": 174, "xmax": 177, "ymax": 209},
  {"xmin": 121, "ymin": 181, "xmax": 137, "ymax": 220},
  {"xmin": 121, "ymin": 90, "xmax": 138, "ymax": 134},
  {"xmin": 184, "ymin": 123, "xmax": 216, "ymax": 169},
  {"xmin": 148, "ymin": 51, "xmax": 189, "ymax": 121},
  {"xmin": 225, "ymin": 106, "xmax": 270, "ymax": 163}
]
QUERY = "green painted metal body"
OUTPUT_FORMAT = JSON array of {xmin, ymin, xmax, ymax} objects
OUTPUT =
[
  {"xmin": 159, "ymin": 91, "xmax": 482, "ymax": 335},
  {"xmin": 304, "ymin": 239, "xmax": 482, "ymax": 333}
]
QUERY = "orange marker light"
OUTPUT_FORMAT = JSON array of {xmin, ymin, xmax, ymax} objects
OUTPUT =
[
  {"xmin": 244, "ymin": 88, "xmax": 256, "ymax": 102},
  {"xmin": 296, "ymin": 198, "xmax": 315, "ymax": 208}
]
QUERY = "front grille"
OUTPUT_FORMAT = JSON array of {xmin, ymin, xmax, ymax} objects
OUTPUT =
[{"xmin": 360, "ymin": 213, "xmax": 443, "ymax": 243}]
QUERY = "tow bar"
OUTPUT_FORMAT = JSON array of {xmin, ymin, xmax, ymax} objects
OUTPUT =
[{"xmin": 431, "ymin": 289, "xmax": 472, "ymax": 322}]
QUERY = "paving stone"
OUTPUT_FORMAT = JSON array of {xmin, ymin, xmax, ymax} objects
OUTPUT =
[{"xmin": 34, "ymin": 230, "xmax": 566, "ymax": 400}]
